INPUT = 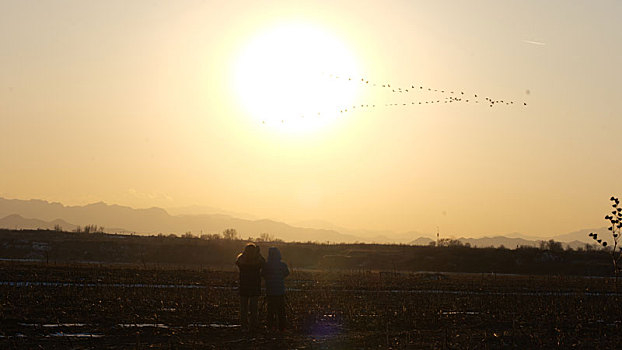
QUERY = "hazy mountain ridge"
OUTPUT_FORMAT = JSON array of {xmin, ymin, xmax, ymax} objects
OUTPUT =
[
  {"xmin": 166, "ymin": 205, "xmax": 258, "ymax": 220},
  {"xmin": 0, "ymin": 198, "xmax": 168, "ymax": 232},
  {"xmin": 0, "ymin": 214, "xmax": 78, "ymax": 231},
  {"xmin": 551, "ymin": 227, "xmax": 610, "ymax": 244},
  {"xmin": 0, "ymin": 214, "xmax": 133, "ymax": 234},
  {"xmin": 0, "ymin": 198, "xmax": 359, "ymax": 242},
  {"xmin": 408, "ymin": 236, "xmax": 598, "ymax": 250},
  {"xmin": 0, "ymin": 197, "xmax": 605, "ymax": 246},
  {"xmin": 292, "ymin": 219, "xmax": 422, "ymax": 244}
]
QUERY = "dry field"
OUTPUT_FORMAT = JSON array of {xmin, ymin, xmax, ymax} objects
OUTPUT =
[{"xmin": 1, "ymin": 262, "xmax": 621, "ymax": 349}]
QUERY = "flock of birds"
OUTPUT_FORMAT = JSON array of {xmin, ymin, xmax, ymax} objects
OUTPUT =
[
  {"xmin": 328, "ymin": 74, "xmax": 528, "ymax": 112},
  {"xmin": 262, "ymin": 73, "xmax": 528, "ymax": 124}
]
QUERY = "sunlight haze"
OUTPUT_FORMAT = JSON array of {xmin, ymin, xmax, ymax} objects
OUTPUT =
[{"xmin": 2, "ymin": 0, "xmax": 621, "ymax": 239}]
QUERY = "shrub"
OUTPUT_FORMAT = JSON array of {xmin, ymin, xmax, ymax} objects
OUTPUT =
[{"xmin": 589, "ymin": 196, "xmax": 622, "ymax": 279}]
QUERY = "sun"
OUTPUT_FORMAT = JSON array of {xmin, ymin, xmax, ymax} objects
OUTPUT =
[{"xmin": 232, "ymin": 22, "xmax": 361, "ymax": 134}]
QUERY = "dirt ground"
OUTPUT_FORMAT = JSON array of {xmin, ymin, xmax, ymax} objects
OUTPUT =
[{"xmin": 1, "ymin": 263, "xmax": 621, "ymax": 349}]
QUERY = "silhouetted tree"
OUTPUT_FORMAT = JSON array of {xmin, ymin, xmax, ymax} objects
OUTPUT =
[
  {"xmin": 200, "ymin": 233, "xmax": 221, "ymax": 240},
  {"xmin": 222, "ymin": 228, "xmax": 238, "ymax": 240},
  {"xmin": 538, "ymin": 239, "xmax": 563, "ymax": 252},
  {"xmin": 589, "ymin": 196, "xmax": 622, "ymax": 282},
  {"xmin": 438, "ymin": 238, "xmax": 463, "ymax": 247},
  {"xmin": 82, "ymin": 224, "xmax": 103, "ymax": 234},
  {"xmin": 548, "ymin": 240, "xmax": 563, "ymax": 252},
  {"xmin": 257, "ymin": 233, "xmax": 276, "ymax": 242}
]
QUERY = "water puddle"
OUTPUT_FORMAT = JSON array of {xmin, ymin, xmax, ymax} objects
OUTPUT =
[
  {"xmin": 116, "ymin": 323, "xmax": 240, "ymax": 329},
  {"xmin": 18, "ymin": 323, "xmax": 87, "ymax": 327},
  {"xmin": 0, "ymin": 258, "xmax": 42, "ymax": 262},
  {"xmin": 2, "ymin": 322, "xmax": 243, "ymax": 339},
  {"xmin": 15, "ymin": 322, "xmax": 240, "ymax": 331},
  {"xmin": 118, "ymin": 323, "xmax": 169, "ymax": 329},
  {"xmin": 0, "ymin": 281, "xmax": 206, "ymax": 289},
  {"xmin": 46, "ymin": 332, "xmax": 104, "ymax": 338},
  {"xmin": 369, "ymin": 289, "xmax": 622, "ymax": 297},
  {"xmin": 188, "ymin": 323, "xmax": 241, "ymax": 328},
  {"xmin": 441, "ymin": 311, "xmax": 480, "ymax": 315}
]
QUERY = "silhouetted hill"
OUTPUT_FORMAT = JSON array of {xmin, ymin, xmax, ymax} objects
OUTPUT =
[
  {"xmin": 0, "ymin": 198, "xmax": 359, "ymax": 242},
  {"xmin": 410, "ymin": 237, "xmax": 434, "ymax": 245},
  {"xmin": 499, "ymin": 232, "xmax": 542, "ymax": 240},
  {"xmin": 458, "ymin": 236, "xmax": 540, "ymax": 248},
  {"xmin": 408, "ymin": 236, "xmax": 593, "ymax": 250},
  {"xmin": 0, "ymin": 197, "xmax": 603, "ymax": 247},
  {"xmin": 0, "ymin": 214, "xmax": 77, "ymax": 231},
  {"xmin": 292, "ymin": 220, "xmax": 421, "ymax": 244},
  {"xmin": 166, "ymin": 205, "xmax": 258, "ymax": 220},
  {"xmin": 552, "ymin": 227, "xmax": 609, "ymax": 244},
  {"xmin": 0, "ymin": 198, "xmax": 168, "ymax": 232},
  {"xmin": 169, "ymin": 215, "xmax": 364, "ymax": 242}
]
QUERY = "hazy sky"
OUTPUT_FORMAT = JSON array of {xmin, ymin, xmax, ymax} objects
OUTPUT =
[{"xmin": 2, "ymin": 0, "xmax": 621, "ymax": 238}]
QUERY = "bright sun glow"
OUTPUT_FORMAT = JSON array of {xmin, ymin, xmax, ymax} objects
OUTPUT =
[{"xmin": 233, "ymin": 22, "xmax": 361, "ymax": 134}]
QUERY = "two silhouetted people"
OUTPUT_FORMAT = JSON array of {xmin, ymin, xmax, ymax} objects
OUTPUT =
[{"xmin": 235, "ymin": 243, "xmax": 289, "ymax": 332}]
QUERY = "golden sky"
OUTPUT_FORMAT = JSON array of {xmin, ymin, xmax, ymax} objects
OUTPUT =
[{"xmin": 2, "ymin": 1, "xmax": 621, "ymax": 238}]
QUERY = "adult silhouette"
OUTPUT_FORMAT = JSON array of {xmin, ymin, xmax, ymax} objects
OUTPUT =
[
  {"xmin": 235, "ymin": 243, "xmax": 265, "ymax": 331},
  {"xmin": 262, "ymin": 247, "xmax": 290, "ymax": 331}
]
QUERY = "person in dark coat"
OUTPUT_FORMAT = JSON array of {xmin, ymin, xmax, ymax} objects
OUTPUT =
[
  {"xmin": 236, "ymin": 243, "xmax": 265, "ymax": 330},
  {"xmin": 262, "ymin": 247, "xmax": 289, "ymax": 331}
]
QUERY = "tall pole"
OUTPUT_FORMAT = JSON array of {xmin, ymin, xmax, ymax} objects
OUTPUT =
[{"xmin": 436, "ymin": 226, "xmax": 440, "ymax": 246}]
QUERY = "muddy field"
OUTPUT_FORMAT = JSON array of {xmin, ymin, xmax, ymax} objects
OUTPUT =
[{"xmin": 1, "ymin": 262, "xmax": 621, "ymax": 349}]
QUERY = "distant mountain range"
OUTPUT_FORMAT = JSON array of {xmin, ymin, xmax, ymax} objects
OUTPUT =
[
  {"xmin": 409, "ymin": 236, "xmax": 593, "ymax": 250},
  {"xmin": 291, "ymin": 219, "xmax": 421, "ymax": 244},
  {"xmin": 0, "ymin": 214, "xmax": 77, "ymax": 232},
  {"xmin": 0, "ymin": 197, "xmax": 359, "ymax": 243},
  {"xmin": 0, "ymin": 197, "xmax": 607, "ymax": 247},
  {"xmin": 166, "ymin": 205, "xmax": 258, "ymax": 221}
]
